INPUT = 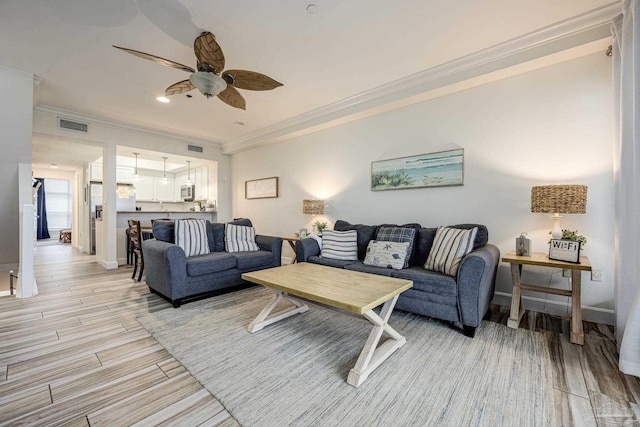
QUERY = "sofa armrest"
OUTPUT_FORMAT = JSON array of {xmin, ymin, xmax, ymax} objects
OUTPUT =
[
  {"xmin": 295, "ymin": 238, "xmax": 321, "ymax": 262},
  {"xmin": 256, "ymin": 235, "xmax": 283, "ymax": 266},
  {"xmin": 456, "ymin": 244, "xmax": 500, "ymax": 328},
  {"xmin": 143, "ymin": 239, "xmax": 188, "ymax": 300}
]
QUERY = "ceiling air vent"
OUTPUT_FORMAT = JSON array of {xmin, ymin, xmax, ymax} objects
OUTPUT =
[
  {"xmin": 188, "ymin": 144, "xmax": 203, "ymax": 153},
  {"xmin": 58, "ymin": 118, "xmax": 88, "ymax": 133}
]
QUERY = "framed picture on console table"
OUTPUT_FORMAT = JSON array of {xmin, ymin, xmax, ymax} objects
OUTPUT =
[
  {"xmin": 245, "ymin": 177, "xmax": 279, "ymax": 199},
  {"xmin": 548, "ymin": 239, "xmax": 581, "ymax": 263},
  {"xmin": 371, "ymin": 148, "xmax": 464, "ymax": 191}
]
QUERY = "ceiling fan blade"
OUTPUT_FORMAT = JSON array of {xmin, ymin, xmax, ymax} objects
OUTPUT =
[
  {"xmin": 165, "ymin": 79, "xmax": 196, "ymax": 96},
  {"xmin": 222, "ymin": 70, "xmax": 283, "ymax": 91},
  {"xmin": 217, "ymin": 85, "xmax": 246, "ymax": 110},
  {"xmin": 194, "ymin": 32, "xmax": 225, "ymax": 74},
  {"xmin": 113, "ymin": 45, "xmax": 194, "ymax": 73}
]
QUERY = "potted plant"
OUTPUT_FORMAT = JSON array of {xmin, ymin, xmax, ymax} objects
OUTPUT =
[
  {"xmin": 313, "ymin": 220, "xmax": 328, "ymax": 235},
  {"xmin": 549, "ymin": 229, "xmax": 587, "ymax": 247}
]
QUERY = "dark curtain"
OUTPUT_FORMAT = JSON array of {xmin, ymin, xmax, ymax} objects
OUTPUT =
[{"xmin": 35, "ymin": 178, "xmax": 50, "ymax": 240}]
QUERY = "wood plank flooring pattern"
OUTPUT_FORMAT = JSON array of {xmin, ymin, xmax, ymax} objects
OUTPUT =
[
  {"xmin": 1, "ymin": 245, "xmax": 639, "ymax": 426},
  {"xmin": 0, "ymin": 245, "xmax": 239, "ymax": 426}
]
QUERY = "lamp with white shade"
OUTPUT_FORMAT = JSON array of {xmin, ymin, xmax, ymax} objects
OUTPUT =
[{"xmin": 531, "ymin": 185, "xmax": 587, "ymax": 239}]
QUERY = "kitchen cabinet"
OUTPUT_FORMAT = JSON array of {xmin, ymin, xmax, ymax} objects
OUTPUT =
[
  {"xmin": 133, "ymin": 176, "xmax": 154, "ymax": 201},
  {"xmin": 90, "ymin": 163, "xmax": 102, "ymax": 181},
  {"xmin": 116, "ymin": 166, "xmax": 134, "ymax": 184},
  {"xmin": 90, "ymin": 163, "xmax": 135, "ymax": 184},
  {"xmin": 153, "ymin": 177, "xmax": 175, "ymax": 202},
  {"xmin": 195, "ymin": 166, "xmax": 208, "ymax": 201}
]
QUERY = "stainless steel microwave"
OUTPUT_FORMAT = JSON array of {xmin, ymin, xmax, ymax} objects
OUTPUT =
[{"xmin": 180, "ymin": 184, "xmax": 195, "ymax": 201}]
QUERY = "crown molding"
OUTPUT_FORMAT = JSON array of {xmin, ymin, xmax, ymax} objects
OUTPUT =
[
  {"xmin": 34, "ymin": 105, "xmax": 227, "ymax": 149},
  {"xmin": 225, "ymin": 2, "xmax": 620, "ymax": 154}
]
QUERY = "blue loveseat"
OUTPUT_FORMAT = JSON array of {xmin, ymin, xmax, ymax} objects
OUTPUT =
[
  {"xmin": 143, "ymin": 219, "xmax": 282, "ymax": 307},
  {"xmin": 295, "ymin": 220, "xmax": 500, "ymax": 337}
]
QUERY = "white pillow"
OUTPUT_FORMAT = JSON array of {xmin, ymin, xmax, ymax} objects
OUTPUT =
[
  {"xmin": 175, "ymin": 219, "xmax": 210, "ymax": 257},
  {"xmin": 225, "ymin": 224, "xmax": 260, "ymax": 253},
  {"xmin": 425, "ymin": 226, "xmax": 478, "ymax": 276},
  {"xmin": 320, "ymin": 229, "xmax": 358, "ymax": 260},
  {"xmin": 363, "ymin": 240, "xmax": 410, "ymax": 270}
]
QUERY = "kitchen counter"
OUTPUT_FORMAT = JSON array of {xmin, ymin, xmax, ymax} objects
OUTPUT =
[
  {"xmin": 117, "ymin": 211, "xmax": 217, "ymax": 228},
  {"xmin": 115, "ymin": 211, "xmax": 218, "ymax": 265}
]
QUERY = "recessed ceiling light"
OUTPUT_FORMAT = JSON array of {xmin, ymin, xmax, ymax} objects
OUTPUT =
[
  {"xmin": 306, "ymin": 4, "xmax": 318, "ymax": 14},
  {"xmin": 234, "ymin": 121, "xmax": 245, "ymax": 126},
  {"xmin": 50, "ymin": 163, "xmax": 59, "ymax": 168},
  {"xmin": 156, "ymin": 96, "xmax": 170, "ymax": 103}
]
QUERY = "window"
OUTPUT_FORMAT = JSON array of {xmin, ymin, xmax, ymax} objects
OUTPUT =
[{"xmin": 45, "ymin": 179, "xmax": 72, "ymax": 230}]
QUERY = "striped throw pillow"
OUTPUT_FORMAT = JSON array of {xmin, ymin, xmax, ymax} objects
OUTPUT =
[
  {"xmin": 425, "ymin": 226, "xmax": 478, "ymax": 276},
  {"xmin": 320, "ymin": 229, "xmax": 358, "ymax": 261},
  {"xmin": 376, "ymin": 226, "xmax": 416, "ymax": 268},
  {"xmin": 174, "ymin": 219, "xmax": 210, "ymax": 257},
  {"xmin": 225, "ymin": 224, "xmax": 260, "ymax": 253}
]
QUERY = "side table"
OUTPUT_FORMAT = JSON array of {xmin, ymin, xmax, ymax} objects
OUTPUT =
[
  {"xmin": 281, "ymin": 236, "xmax": 300, "ymax": 264},
  {"xmin": 502, "ymin": 251, "xmax": 592, "ymax": 345}
]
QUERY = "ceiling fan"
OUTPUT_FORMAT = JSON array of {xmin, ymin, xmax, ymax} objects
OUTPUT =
[{"xmin": 113, "ymin": 31, "xmax": 282, "ymax": 110}]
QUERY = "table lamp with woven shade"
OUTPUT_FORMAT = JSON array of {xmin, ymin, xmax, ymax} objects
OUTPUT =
[
  {"xmin": 303, "ymin": 199, "xmax": 324, "ymax": 215},
  {"xmin": 531, "ymin": 185, "xmax": 587, "ymax": 239}
]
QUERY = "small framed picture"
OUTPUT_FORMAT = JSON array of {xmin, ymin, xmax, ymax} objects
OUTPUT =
[
  {"xmin": 299, "ymin": 228, "xmax": 308, "ymax": 238},
  {"xmin": 515, "ymin": 234, "xmax": 531, "ymax": 257},
  {"xmin": 549, "ymin": 239, "xmax": 581, "ymax": 263}
]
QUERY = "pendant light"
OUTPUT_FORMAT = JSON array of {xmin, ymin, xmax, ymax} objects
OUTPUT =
[
  {"xmin": 132, "ymin": 152, "xmax": 141, "ymax": 181},
  {"xmin": 160, "ymin": 157, "xmax": 168, "ymax": 184},
  {"xmin": 185, "ymin": 160, "xmax": 193, "ymax": 185}
]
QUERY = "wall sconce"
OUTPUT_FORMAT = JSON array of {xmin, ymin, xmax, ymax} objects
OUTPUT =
[
  {"xmin": 303, "ymin": 199, "xmax": 324, "ymax": 215},
  {"xmin": 531, "ymin": 185, "xmax": 587, "ymax": 238}
]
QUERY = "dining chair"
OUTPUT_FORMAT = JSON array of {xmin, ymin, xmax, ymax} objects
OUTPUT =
[{"xmin": 128, "ymin": 219, "xmax": 144, "ymax": 282}]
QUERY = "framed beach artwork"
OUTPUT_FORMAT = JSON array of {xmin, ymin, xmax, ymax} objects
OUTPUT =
[
  {"xmin": 245, "ymin": 177, "xmax": 279, "ymax": 199},
  {"xmin": 371, "ymin": 148, "xmax": 464, "ymax": 191}
]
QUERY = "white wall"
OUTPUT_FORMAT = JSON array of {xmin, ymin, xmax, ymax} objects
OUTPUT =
[
  {"xmin": 232, "ymin": 52, "xmax": 614, "ymax": 323},
  {"xmin": 0, "ymin": 66, "xmax": 33, "ymax": 269}
]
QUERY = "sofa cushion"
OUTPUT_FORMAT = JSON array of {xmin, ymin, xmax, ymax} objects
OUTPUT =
[
  {"xmin": 186, "ymin": 252, "xmax": 237, "ymax": 276},
  {"xmin": 175, "ymin": 219, "xmax": 210, "ymax": 257},
  {"xmin": 320, "ymin": 229, "xmax": 358, "ymax": 261},
  {"xmin": 414, "ymin": 227, "xmax": 438, "ymax": 267},
  {"xmin": 225, "ymin": 224, "xmax": 260, "ymax": 252},
  {"xmin": 378, "ymin": 223, "xmax": 421, "ymax": 263},
  {"xmin": 391, "ymin": 266, "xmax": 457, "ymax": 298},
  {"xmin": 209, "ymin": 222, "xmax": 225, "ymax": 252},
  {"xmin": 375, "ymin": 227, "xmax": 416, "ymax": 268},
  {"xmin": 345, "ymin": 261, "xmax": 394, "ymax": 277},
  {"xmin": 307, "ymin": 255, "xmax": 358, "ymax": 269},
  {"xmin": 425, "ymin": 226, "xmax": 478, "ymax": 276},
  {"xmin": 152, "ymin": 220, "xmax": 175, "ymax": 244},
  {"xmin": 234, "ymin": 250, "xmax": 275, "ymax": 270},
  {"xmin": 363, "ymin": 240, "xmax": 410, "ymax": 270},
  {"xmin": 334, "ymin": 220, "xmax": 378, "ymax": 260},
  {"xmin": 451, "ymin": 224, "xmax": 488, "ymax": 250},
  {"xmin": 229, "ymin": 218, "xmax": 253, "ymax": 227}
]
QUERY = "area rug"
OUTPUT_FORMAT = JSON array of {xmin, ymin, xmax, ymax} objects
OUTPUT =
[{"xmin": 138, "ymin": 287, "xmax": 555, "ymax": 426}]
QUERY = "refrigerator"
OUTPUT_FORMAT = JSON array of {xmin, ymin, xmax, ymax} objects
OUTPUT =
[
  {"xmin": 89, "ymin": 183, "xmax": 102, "ymax": 255},
  {"xmin": 88, "ymin": 183, "xmax": 136, "ymax": 254}
]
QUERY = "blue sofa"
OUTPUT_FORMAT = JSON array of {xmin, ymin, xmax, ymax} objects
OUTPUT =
[
  {"xmin": 295, "ymin": 220, "xmax": 500, "ymax": 337},
  {"xmin": 143, "ymin": 219, "xmax": 282, "ymax": 308}
]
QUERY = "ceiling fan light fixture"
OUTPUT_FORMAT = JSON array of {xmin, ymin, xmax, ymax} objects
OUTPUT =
[{"xmin": 189, "ymin": 72, "xmax": 227, "ymax": 98}]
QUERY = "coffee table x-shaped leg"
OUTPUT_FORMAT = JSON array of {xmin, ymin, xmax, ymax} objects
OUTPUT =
[{"xmin": 248, "ymin": 289, "xmax": 405, "ymax": 387}]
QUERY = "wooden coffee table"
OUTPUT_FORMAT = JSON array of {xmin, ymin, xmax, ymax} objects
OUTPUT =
[{"xmin": 241, "ymin": 263, "xmax": 413, "ymax": 387}]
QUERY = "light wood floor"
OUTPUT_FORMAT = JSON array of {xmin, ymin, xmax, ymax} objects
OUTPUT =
[
  {"xmin": 0, "ymin": 244, "xmax": 239, "ymax": 426},
  {"xmin": 1, "ymin": 244, "xmax": 639, "ymax": 426}
]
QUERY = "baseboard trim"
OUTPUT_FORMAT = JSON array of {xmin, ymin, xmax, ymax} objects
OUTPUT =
[
  {"xmin": 493, "ymin": 291, "xmax": 615, "ymax": 325},
  {"xmin": 97, "ymin": 259, "xmax": 119, "ymax": 270}
]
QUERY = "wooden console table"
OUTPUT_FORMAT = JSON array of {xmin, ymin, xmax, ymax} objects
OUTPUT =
[
  {"xmin": 502, "ymin": 251, "xmax": 592, "ymax": 345},
  {"xmin": 281, "ymin": 236, "xmax": 300, "ymax": 264}
]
